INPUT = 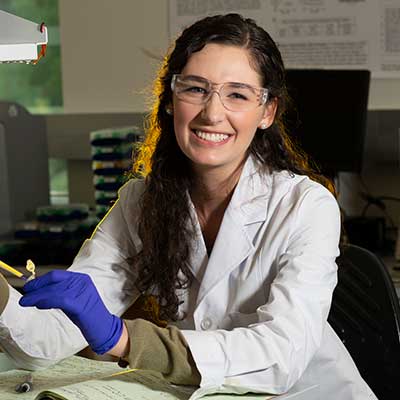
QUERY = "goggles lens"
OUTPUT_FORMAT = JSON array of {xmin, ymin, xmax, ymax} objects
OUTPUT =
[{"xmin": 171, "ymin": 75, "xmax": 268, "ymax": 111}]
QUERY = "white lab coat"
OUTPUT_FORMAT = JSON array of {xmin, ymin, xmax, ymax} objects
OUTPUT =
[{"xmin": 0, "ymin": 156, "xmax": 376, "ymax": 399}]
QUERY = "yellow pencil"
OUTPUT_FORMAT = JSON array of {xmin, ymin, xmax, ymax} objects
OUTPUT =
[{"xmin": 0, "ymin": 259, "xmax": 26, "ymax": 280}]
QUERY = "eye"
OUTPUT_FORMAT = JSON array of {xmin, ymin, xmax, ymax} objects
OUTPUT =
[
  {"xmin": 224, "ymin": 84, "xmax": 255, "ymax": 101},
  {"xmin": 183, "ymin": 85, "xmax": 208, "ymax": 95},
  {"xmin": 228, "ymin": 92, "xmax": 248, "ymax": 100}
]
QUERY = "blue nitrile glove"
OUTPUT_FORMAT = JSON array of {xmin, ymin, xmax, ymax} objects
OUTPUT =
[{"xmin": 19, "ymin": 270, "xmax": 123, "ymax": 355}]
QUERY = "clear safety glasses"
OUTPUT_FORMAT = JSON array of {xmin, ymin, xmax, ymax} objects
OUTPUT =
[{"xmin": 171, "ymin": 74, "xmax": 269, "ymax": 112}]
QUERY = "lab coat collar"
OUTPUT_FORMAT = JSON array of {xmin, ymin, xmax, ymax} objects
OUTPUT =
[
  {"xmin": 230, "ymin": 155, "xmax": 272, "ymax": 225},
  {"xmin": 188, "ymin": 156, "xmax": 273, "ymax": 307}
]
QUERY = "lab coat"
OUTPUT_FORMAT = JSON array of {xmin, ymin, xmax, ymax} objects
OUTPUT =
[{"xmin": 0, "ymin": 156, "xmax": 376, "ymax": 399}]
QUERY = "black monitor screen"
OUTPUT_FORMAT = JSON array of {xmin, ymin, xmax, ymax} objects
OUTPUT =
[{"xmin": 284, "ymin": 69, "xmax": 370, "ymax": 176}]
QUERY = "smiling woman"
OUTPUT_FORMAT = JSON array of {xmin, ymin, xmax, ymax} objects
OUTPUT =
[
  {"xmin": 171, "ymin": 44, "xmax": 276, "ymax": 176},
  {"xmin": 0, "ymin": 13, "xmax": 377, "ymax": 400}
]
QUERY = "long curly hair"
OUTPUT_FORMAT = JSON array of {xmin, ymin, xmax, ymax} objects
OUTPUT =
[{"xmin": 131, "ymin": 13, "xmax": 335, "ymax": 321}]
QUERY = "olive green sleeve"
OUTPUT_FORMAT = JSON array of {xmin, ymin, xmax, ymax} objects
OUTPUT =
[
  {"xmin": 0, "ymin": 273, "xmax": 10, "ymax": 316},
  {"xmin": 120, "ymin": 318, "xmax": 201, "ymax": 386}
]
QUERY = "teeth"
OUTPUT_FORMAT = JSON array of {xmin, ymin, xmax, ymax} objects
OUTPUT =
[{"xmin": 194, "ymin": 130, "xmax": 229, "ymax": 142}]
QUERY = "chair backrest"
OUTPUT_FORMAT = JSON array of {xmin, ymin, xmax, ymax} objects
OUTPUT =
[{"xmin": 328, "ymin": 244, "xmax": 400, "ymax": 400}]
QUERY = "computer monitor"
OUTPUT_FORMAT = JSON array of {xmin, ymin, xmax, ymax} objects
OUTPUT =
[{"xmin": 284, "ymin": 69, "xmax": 370, "ymax": 177}]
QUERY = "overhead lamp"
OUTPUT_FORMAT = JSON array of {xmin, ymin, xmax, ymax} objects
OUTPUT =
[{"xmin": 0, "ymin": 9, "xmax": 48, "ymax": 64}]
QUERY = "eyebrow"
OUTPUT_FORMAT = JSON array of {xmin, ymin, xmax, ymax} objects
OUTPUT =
[{"xmin": 182, "ymin": 75, "xmax": 209, "ymax": 84}]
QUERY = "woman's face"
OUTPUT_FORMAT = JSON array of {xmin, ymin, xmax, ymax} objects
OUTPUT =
[{"xmin": 172, "ymin": 43, "xmax": 276, "ymax": 176}]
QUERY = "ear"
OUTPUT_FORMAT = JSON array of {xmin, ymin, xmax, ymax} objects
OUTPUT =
[{"xmin": 258, "ymin": 98, "xmax": 278, "ymax": 130}]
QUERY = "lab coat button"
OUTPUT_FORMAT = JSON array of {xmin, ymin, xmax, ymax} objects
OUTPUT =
[{"xmin": 201, "ymin": 318, "xmax": 212, "ymax": 330}]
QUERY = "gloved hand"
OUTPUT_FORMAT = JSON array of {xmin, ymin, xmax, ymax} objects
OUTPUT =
[
  {"xmin": 19, "ymin": 270, "xmax": 123, "ymax": 355},
  {"xmin": 0, "ymin": 272, "xmax": 10, "ymax": 316}
]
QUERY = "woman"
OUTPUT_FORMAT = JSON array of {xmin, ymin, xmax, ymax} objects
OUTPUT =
[{"xmin": 0, "ymin": 14, "xmax": 376, "ymax": 399}]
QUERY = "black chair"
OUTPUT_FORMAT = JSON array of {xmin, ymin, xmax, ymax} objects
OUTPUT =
[{"xmin": 328, "ymin": 244, "xmax": 400, "ymax": 400}]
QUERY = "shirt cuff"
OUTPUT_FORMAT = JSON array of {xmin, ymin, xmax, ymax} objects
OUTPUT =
[
  {"xmin": 181, "ymin": 329, "xmax": 226, "ymax": 388},
  {"xmin": 122, "ymin": 318, "xmax": 201, "ymax": 386}
]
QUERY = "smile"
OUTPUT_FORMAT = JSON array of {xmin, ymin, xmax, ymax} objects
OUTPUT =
[{"xmin": 193, "ymin": 129, "xmax": 231, "ymax": 143}]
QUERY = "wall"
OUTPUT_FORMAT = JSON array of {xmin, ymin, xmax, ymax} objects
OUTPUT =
[
  {"xmin": 58, "ymin": 0, "xmax": 169, "ymax": 114},
  {"xmin": 58, "ymin": 0, "xmax": 400, "ymax": 113}
]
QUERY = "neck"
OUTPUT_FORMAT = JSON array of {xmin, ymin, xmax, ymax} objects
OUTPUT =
[
  {"xmin": 190, "ymin": 161, "xmax": 246, "ymax": 255},
  {"xmin": 190, "ymin": 161, "xmax": 244, "ymax": 216}
]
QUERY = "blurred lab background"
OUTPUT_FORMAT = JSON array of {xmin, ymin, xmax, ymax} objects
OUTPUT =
[{"xmin": 1, "ymin": 0, "xmax": 400, "ymax": 281}]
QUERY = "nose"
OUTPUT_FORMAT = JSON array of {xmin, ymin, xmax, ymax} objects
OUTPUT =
[{"xmin": 200, "ymin": 91, "xmax": 226, "ymax": 124}]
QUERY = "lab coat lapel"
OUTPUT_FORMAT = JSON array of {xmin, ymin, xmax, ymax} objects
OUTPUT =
[
  {"xmin": 195, "ymin": 157, "xmax": 271, "ymax": 307},
  {"xmin": 187, "ymin": 197, "xmax": 209, "ymax": 283}
]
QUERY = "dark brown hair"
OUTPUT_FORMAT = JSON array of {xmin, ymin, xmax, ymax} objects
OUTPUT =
[{"xmin": 132, "ymin": 13, "xmax": 335, "ymax": 321}]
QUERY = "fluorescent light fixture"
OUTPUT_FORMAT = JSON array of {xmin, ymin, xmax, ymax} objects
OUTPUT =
[{"xmin": 0, "ymin": 10, "xmax": 48, "ymax": 64}]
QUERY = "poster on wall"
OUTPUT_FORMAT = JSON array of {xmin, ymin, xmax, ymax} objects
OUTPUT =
[{"xmin": 168, "ymin": 0, "xmax": 400, "ymax": 78}]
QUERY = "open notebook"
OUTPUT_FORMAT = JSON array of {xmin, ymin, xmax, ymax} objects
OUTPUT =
[{"xmin": 0, "ymin": 354, "xmax": 317, "ymax": 400}]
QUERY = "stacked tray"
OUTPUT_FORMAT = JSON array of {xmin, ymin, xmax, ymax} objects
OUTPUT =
[
  {"xmin": 11, "ymin": 204, "xmax": 99, "ymax": 265},
  {"xmin": 90, "ymin": 126, "xmax": 144, "ymax": 219}
]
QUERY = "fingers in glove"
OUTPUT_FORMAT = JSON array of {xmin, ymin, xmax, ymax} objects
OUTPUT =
[
  {"xmin": 23, "ymin": 270, "xmax": 81, "ymax": 292},
  {"xmin": 19, "ymin": 285, "xmax": 64, "ymax": 308}
]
